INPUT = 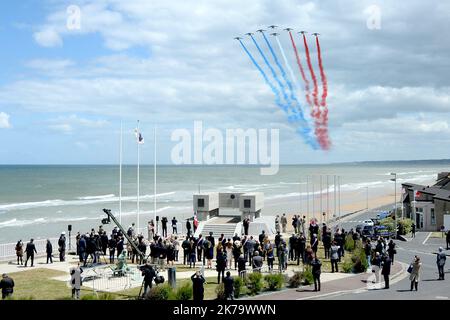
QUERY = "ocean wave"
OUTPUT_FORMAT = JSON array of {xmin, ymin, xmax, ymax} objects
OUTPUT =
[
  {"xmin": 0, "ymin": 218, "xmax": 46, "ymax": 229},
  {"xmin": 0, "ymin": 191, "xmax": 179, "ymax": 213},
  {"xmin": 77, "ymin": 194, "xmax": 115, "ymax": 200}
]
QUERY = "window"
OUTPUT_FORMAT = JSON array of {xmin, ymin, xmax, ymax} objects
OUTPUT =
[
  {"xmin": 431, "ymin": 208, "xmax": 436, "ymax": 225},
  {"xmin": 197, "ymin": 198, "xmax": 205, "ymax": 208},
  {"xmin": 244, "ymin": 199, "xmax": 251, "ymax": 208}
]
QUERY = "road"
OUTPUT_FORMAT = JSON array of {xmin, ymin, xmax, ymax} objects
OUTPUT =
[{"xmin": 319, "ymin": 208, "xmax": 450, "ymax": 300}]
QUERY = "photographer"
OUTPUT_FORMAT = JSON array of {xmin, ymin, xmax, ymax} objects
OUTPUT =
[
  {"xmin": 191, "ymin": 271, "xmax": 205, "ymax": 301},
  {"xmin": 140, "ymin": 260, "xmax": 156, "ymax": 297},
  {"xmin": 161, "ymin": 216, "xmax": 168, "ymax": 237}
]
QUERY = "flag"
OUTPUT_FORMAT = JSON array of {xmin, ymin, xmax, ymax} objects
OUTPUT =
[
  {"xmin": 194, "ymin": 213, "xmax": 199, "ymax": 227},
  {"xmin": 415, "ymin": 190, "xmax": 421, "ymax": 198},
  {"xmin": 134, "ymin": 128, "xmax": 144, "ymax": 144}
]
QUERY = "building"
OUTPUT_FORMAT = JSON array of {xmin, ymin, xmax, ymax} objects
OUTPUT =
[
  {"xmin": 402, "ymin": 172, "xmax": 450, "ymax": 231},
  {"xmin": 193, "ymin": 192, "xmax": 264, "ymax": 221}
]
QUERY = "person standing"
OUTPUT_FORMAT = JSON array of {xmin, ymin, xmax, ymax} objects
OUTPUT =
[
  {"xmin": 381, "ymin": 255, "xmax": 391, "ymax": 289},
  {"xmin": 243, "ymin": 217, "xmax": 250, "ymax": 236},
  {"xmin": 141, "ymin": 261, "xmax": 156, "ymax": 297},
  {"xmin": 311, "ymin": 234, "xmax": 319, "ymax": 255},
  {"xmin": 216, "ymin": 248, "xmax": 227, "ymax": 283},
  {"xmin": 15, "ymin": 240, "xmax": 23, "ymax": 265},
  {"xmin": 289, "ymin": 234, "xmax": 296, "ymax": 261},
  {"xmin": 78, "ymin": 235, "xmax": 86, "ymax": 263},
  {"xmin": 245, "ymin": 236, "xmax": 255, "ymax": 265},
  {"xmin": 225, "ymin": 239, "xmax": 233, "ymax": 270},
  {"xmin": 161, "ymin": 217, "xmax": 168, "ymax": 237},
  {"xmin": 365, "ymin": 239, "xmax": 372, "ymax": 268},
  {"xmin": 411, "ymin": 223, "xmax": 416, "ymax": 238},
  {"xmin": 46, "ymin": 239, "xmax": 53, "ymax": 264},
  {"xmin": 409, "ymin": 255, "xmax": 421, "ymax": 291},
  {"xmin": 147, "ymin": 220, "xmax": 155, "ymax": 241},
  {"xmin": 193, "ymin": 214, "xmax": 199, "ymax": 233},
  {"xmin": 322, "ymin": 231, "xmax": 331, "ymax": 259},
  {"xmin": 371, "ymin": 252, "xmax": 382, "ymax": 284},
  {"xmin": 70, "ymin": 264, "xmax": 83, "ymax": 300},
  {"xmin": 437, "ymin": 247, "xmax": 446, "ymax": 280},
  {"xmin": 58, "ymin": 232, "xmax": 66, "ymax": 262},
  {"xmin": 0, "ymin": 273, "xmax": 14, "ymax": 299},
  {"xmin": 266, "ymin": 241, "xmax": 275, "ymax": 271},
  {"xmin": 330, "ymin": 241, "xmax": 339, "ymax": 273},
  {"xmin": 24, "ymin": 239, "xmax": 37, "ymax": 267},
  {"xmin": 108, "ymin": 236, "xmax": 117, "ymax": 264},
  {"xmin": 275, "ymin": 215, "xmax": 280, "ymax": 233},
  {"xmin": 196, "ymin": 234, "xmax": 204, "ymax": 262},
  {"xmin": 281, "ymin": 214, "xmax": 288, "ymax": 233},
  {"xmin": 186, "ymin": 219, "xmax": 192, "ymax": 238},
  {"xmin": 223, "ymin": 271, "xmax": 234, "ymax": 300},
  {"xmin": 311, "ymin": 256, "xmax": 322, "ymax": 292},
  {"xmin": 237, "ymin": 254, "xmax": 246, "ymax": 279},
  {"xmin": 446, "ymin": 231, "xmax": 450, "ymax": 250},
  {"xmin": 171, "ymin": 217, "xmax": 178, "ymax": 235},
  {"xmin": 191, "ymin": 271, "xmax": 205, "ymax": 301},
  {"xmin": 387, "ymin": 240, "xmax": 396, "ymax": 265},
  {"xmin": 297, "ymin": 233, "xmax": 306, "ymax": 265},
  {"xmin": 182, "ymin": 237, "xmax": 190, "ymax": 265}
]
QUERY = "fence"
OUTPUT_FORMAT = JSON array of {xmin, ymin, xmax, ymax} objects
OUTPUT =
[{"xmin": 0, "ymin": 236, "xmax": 76, "ymax": 261}]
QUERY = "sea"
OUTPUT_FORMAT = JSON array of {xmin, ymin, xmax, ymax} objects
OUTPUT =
[{"xmin": 0, "ymin": 161, "xmax": 449, "ymax": 243}]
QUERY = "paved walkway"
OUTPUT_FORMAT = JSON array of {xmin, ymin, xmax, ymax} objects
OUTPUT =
[{"xmin": 249, "ymin": 261, "xmax": 405, "ymax": 300}]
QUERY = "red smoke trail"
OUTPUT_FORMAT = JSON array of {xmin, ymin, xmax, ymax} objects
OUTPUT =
[
  {"xmin": 302, "ymin": 33, "xmax": 319, "ymax": 109},
  {"xmin": 315, "ymin": 36, "xmax": 328, "ymax": 107},
  {"xmin": 288, "ymin": 31, "xmax": 312, "ymax": 107},
  {"xmin": 302, "ymin": 34, "xmax": 330, "ymax": 150},
  {"xmin": 315, "ymin": 36, "xmax": 330, "ymax": 149}
]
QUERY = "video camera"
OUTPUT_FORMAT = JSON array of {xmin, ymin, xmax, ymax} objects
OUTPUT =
[{"xmin": 102, "ymin": 209, "xmax": 112, "ymax": 225}]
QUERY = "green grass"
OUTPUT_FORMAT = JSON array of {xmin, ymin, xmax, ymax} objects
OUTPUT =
[
  {"xmin": 6, "ymin": 268, "xmax": 75, "ymax": 300},
  {"xmin": 431, "ymin": 232, "xmax": 446, "ymax": 238}
]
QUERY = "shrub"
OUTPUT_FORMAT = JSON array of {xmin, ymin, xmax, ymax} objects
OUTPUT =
[
  {"xmin": 398, "ymin": 218, "xmax": 414, "ymax": 235},
  {"xmin": 233, "ymin": 276, "xmax": 244, "ymax": 298},
  {"xmin": 246, "ymin": 272, "xmax": 263, "ymax": 296},
  {"xmin": 81, "ymin": 294, "xmax": 98, "ymax": 300},
  {"xmin": 344, "ymin": 234, "xmax": 355, "ymax": 252},
  {"xmin": 301, "ymin": 268, "xmax": 314, "ymax": 285},
  {"xmin": 288, "ymin": 271, "xmax": 303, "ymax": 288},
  {"xmin": 380, "ymin": 217, "xmax": 395, "ymax": 232},
  {"xmin": 174, "ymin": 282, "xmax": 193, "ymax": 301},
  {"xmin": 264, "ymin": 273, "xmax": 284, "ymax": 291},
  {"xmin": 97, "ymin": 293, "xmax": 116, "ymax": 300},
  {"xmin": 342, "ymin": 246, "xmax": 368, "ymax": 273},
  {"xmin": 145, "ymin": 284, "xmax": 173, "ymax": 301},
  {"xmin": 215, "ymin": 283, "xmax": 226, "ymax": 300}
]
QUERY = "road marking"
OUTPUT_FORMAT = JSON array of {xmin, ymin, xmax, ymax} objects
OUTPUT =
[
  {"xmin": 436, "ymin": 296, "xmax": 448, "ymax": 300},
  {"xmin": 422, "ymin": 232, "xmax": 432, "ymax": 245}
]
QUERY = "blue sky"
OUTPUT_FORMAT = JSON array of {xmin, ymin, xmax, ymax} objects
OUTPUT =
[{"xmin": 0, "ymin": 0, "xmax": 449, "ymax": 165}]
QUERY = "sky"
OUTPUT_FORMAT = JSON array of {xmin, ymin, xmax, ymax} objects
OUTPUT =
[{"xmin": 0, "ymin": 0, "xmax": 449, "ymax": 165}]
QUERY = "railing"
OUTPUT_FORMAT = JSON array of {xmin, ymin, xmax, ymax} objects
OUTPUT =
[{"xmin": 0, "ymin": 236, "xmax": 76, "ymax": 261}]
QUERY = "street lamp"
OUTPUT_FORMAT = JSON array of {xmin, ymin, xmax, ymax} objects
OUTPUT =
[
  {"xmin": 390, "ymin": 173, "xmax": 397, "ymax": 236},
  {"xmin": 366, "ymin": 186, "xmax": 369, "ymax": 211}
]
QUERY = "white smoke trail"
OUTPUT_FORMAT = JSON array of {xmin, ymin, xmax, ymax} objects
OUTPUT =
[{"xmin": 274, "ymin": 35, "xmax": 300, "ymax": 92}]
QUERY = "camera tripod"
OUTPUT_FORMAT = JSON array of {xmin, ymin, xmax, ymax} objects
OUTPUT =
[{"xmin": 83, "ymin": 250, "xmax": 109, "ymax": 267}]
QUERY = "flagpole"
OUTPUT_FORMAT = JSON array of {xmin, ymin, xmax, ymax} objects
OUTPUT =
[
  {"xmin": 137, "ymin": 120, "xmax": 140, "ymax": 234},
  {"xmin": 154, "ymin": 126, "xmax": 157, "ymax": 228},
  {"xmin": 119, "ymin": 121, "xmax": 123, "ymax": 224}
]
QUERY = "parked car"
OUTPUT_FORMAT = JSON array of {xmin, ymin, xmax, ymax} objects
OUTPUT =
[
  {"xmin": 362, "ymin": 219, "xmax": 374, "ymax": 227},
  {"xmin": 361, "ymin": 225, "xmax": 374, "ymax": 237},
  {"xmin": 376, "ymin": 211, "xmax": 390, "ymax": 220}
]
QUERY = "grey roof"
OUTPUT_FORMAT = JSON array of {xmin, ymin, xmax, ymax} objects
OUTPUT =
[{"xmin": 402, "ymin": 177, "xmax": 450, "ymax": 202}]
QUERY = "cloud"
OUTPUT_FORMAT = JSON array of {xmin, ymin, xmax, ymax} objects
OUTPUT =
[
  {"xmin": 48, "ymin": 123, "xmax": 72, "ymax": 134},
  {"xmin": 1, "ymin": 0, "xmax": 450, "ymax": 163},
  {"xmin": 46, "ymin": 115, "xmax": 109, "ymax": 134},
  {"xmin": 0, "ymin": 112, "xmax": 11, "ymax": 129},
  {"xmin": 33, "ymin": 28, "xmax": 63, "ymax": 47}
]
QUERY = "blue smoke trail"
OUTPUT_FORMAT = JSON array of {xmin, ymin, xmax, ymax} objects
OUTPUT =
[
  {"xmin": 259, "ymin": 32, "xmax": 318, "ymax": 148},
  {"xmin": 239, "ymin": 39, "xmax": 318, "ymax": 149},
  {"xmin": 238, "ymin": 39, "xmax": 286, "ymax": 113}
]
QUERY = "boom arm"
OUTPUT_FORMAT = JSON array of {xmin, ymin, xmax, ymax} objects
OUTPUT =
[{"xmin": 103, "ymin": 209, "xmax": 146, "ymax": 260}]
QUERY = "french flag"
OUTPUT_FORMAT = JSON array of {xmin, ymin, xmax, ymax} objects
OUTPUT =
[{"xmin": 135, "ymin": 129, "xmax": 144, "ymax": 144}]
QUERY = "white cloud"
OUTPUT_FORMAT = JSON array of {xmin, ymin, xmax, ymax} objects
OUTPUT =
[
  {"xmin": 48, "ymin": 123, "xmax": 73, "ymax": 134},
  {"xmin": 33, "ymin": 28, "xmax": 63, "ymax": 47},
  {"xmin": 0, "ymin": 112, "xmax": 11, "ymax": 129}
]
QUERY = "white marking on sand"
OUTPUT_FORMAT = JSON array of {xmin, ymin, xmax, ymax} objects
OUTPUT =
[{"xmin": 423, "ymin": 232, "xmax": 432, "ymax": 245}]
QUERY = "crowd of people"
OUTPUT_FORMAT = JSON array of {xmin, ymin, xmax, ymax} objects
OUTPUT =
[{"xmin": 6, "ymin": 213, "xmax": 448, "ymax": 300}]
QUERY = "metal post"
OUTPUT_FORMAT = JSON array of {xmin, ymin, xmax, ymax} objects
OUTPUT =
[
  {"xmin": 326, "ymin": 175, "xmax": 329, "ymax": 220},
  {"xmin": 338, "ymin": 176, "xmax": 341, "ymax": 221},
  {"xmin": 366, "ymin": 187, "xmax": 369, "ymax": 211},
  {"xmin": 312, "ymin": 176, "xmax": 315, "ymax": 220},
  {"xmin": 334, "ymin": 175, "xmax": 337, "ymax": 218},
  {"xmin": 306, "ymin": 175, "xmax": 310, "ymax": 220},
  {"xmin": 320, "ymin": 175, "xmax": 323, "ymax": 222}
]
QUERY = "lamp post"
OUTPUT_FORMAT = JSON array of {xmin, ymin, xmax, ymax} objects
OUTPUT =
[
  {"xmin": 390, "ymin": 173, "xmax": 397, "ymax": 236},
  {"xmin": 366, "ymin": 186, "xmax": 369, "ymax": 211}
]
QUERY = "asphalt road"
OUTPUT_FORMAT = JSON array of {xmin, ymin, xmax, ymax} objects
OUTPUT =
[{"xmin": 319, "ymin": 208, "xmax": 450, "ymax": 300}]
